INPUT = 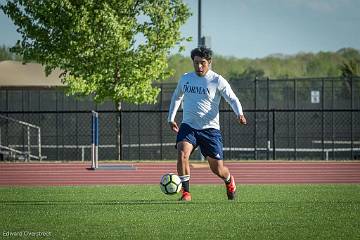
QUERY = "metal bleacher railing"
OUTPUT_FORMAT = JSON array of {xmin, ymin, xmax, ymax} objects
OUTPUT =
[{"xmin": 0, "ymin": 114, "xmax": 42, "ymax": 161}]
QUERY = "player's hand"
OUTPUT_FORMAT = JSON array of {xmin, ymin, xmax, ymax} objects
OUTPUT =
[
  {"xmin": 169, "ymin": 121, "xmax": 179, "ymax": 133},
  {"xmin": 238, "ymin": 115, "xmax": 247, "ymax": 125}
]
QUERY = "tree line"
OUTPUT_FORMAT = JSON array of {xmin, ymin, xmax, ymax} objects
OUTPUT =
[
  {"xmin": 2, "ymin": 45, "xmax": 359, "ymax": 81},
  {"xmin": 167, "ymin": 47, "xmax": 360, "ymax": 81}
]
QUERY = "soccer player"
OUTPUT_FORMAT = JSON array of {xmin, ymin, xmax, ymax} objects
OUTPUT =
[{"xmin": 168, "ymin": 47, "xmax": 247, "ymax": 201}]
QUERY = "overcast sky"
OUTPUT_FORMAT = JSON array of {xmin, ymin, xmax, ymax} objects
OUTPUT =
[{"xmin": 1, "ymin": 0, "xmax": 360, "ymax": 59}]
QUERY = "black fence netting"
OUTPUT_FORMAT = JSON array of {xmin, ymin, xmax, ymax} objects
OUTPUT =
[{"xmin": 0, "ymin": 77, "xmax": 359, "ymax": 161}]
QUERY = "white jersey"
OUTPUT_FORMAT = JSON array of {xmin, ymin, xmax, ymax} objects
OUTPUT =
[{"xmin": 167, "ymin": 70, "xmax": 243, "ymax": 130}]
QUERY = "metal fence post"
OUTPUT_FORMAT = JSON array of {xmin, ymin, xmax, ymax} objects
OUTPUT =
[
  {"xmin": 322, "ymin": 78, "xmax": 325, "ymax": 160},
  {"xmin": 117, "ymin": 102, "xmax": 122, "ymax": 160},
  {"xmin": 267, "ymin": 77, "xmax": 270, "ymax": 160},
  {"xmin": 91, "ymin": 111, "xmax": 99, "ymax": 169},
  {"xmin": 351, "ymin": 76, "xmax": 354, "ymax": 159},
  {"xmin": 38, "ymin": 128, "xmax": 42, "ymax": 161},
  {"xmin": 272, "ymin": 109, "xmax": 276, "ymax": 160},
  {"xmin": 294, "ymin": 78, "xmax": 297, "ymax": 160},
  {"xmin": 160, "ymin": 84, "xmax": 163, "ymax": 160},
  {"xmin": 332, "ymin": 77, "xmax": 335, "ymax": 160},
  {"xmin": 254, "ymin": 77, "xmax": 257, "ymax": 160},
  {"xmin": 27, "ymin": 126, "xmax": 30, "ymax": 162},
  {"xmin": 138, "ymin": 105, "xmax": 141, "ymax": 160}
]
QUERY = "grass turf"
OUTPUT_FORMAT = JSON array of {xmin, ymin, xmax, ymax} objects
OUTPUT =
[{"xmin": 0, "ymin": 184, "xmax": 359, "ymax": 240}]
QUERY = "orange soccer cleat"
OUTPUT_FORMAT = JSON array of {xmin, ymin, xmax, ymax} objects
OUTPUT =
[
  {"xmin": 179, "ymin": 189, "xmax": 192, "ymax": 202},
  {"xmin": 226, "ymin": 175, "xmax": 236, "ymax": 200}
]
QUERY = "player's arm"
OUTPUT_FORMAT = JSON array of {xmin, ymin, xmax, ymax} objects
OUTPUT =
[
  {"xmin": 218, "ymin": 77, "xmax": 247, "ymax": 125},
  {"xmin": 167, "ymin": 79, "xmax": 184, "ymax": 133}
]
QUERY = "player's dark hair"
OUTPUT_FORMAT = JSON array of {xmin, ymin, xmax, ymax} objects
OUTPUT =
[{"xmin": 191, "ymin": 47, "xmax": 213, "ymax": 61}]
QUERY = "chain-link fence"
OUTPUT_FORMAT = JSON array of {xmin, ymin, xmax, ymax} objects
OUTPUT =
[
  {"xmin": 119, "ymin": 109, "xmax": 360, "ymax": 161},
  {"xmin": 0, "ymin": 109, "xmax": 359, "ymax": 161},
  {"xmin": 1, "ymin": 77, "xmax": 359, "ymax": 161}
]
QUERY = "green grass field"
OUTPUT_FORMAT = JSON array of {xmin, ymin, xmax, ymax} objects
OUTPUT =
[{"xmin": 0, "ymin": 184, "xmax": 359, "ymax": 240}]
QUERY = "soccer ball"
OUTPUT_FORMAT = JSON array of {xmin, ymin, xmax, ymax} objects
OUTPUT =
[{"xmin": 160, "ymin": 173, "xmax": 182, "ymax": 195}]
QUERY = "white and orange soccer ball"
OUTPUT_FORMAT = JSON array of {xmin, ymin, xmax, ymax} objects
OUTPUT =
[{"xmin": 160, "ymin": 173, "xmax": 182, "ymax": 195}]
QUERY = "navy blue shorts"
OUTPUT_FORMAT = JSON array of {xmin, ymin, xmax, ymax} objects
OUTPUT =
[{"xmin": 176, "ymin": 123, "xmax": 224, "ymax": 160}]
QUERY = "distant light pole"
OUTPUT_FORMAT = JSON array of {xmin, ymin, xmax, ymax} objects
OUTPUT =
[{"xmin": 198, "ymin": 0, "xmax": 202, "ymax": 47}]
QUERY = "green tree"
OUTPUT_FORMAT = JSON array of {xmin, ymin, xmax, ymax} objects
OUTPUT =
[
  {"xmin": 0, "ymin": 45, "xmax": 12, "ymax": 61},
  {"xmin": 0, "ymin": 45, "xmax": 22, "ymax": 61},
  {"xmin": 167, "ymin": 53, "xmax": 193, "ymax": 81},
  {"xmin": 340, "ymin": 59, "xmax": 360, "ymax": 78},
  {"xmin": 1, "ymin": 0, "xmax": 191, "ymax": 105},
  {"xmin": 229, "ymin": 66, "xmax": 265, "ymax": 80},
  {"xmin": 339, "ymin": 59, "xmax": 360, "ymax": 94}
]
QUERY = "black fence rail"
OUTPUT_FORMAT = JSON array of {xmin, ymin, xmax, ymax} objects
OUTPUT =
[
  {"xmin": 1, "ymin": 77, "xmax": 359, "ymax": 112},
  {"xmin": 0, "ymin": 109, "xmax": 359, "ymax": 161}
]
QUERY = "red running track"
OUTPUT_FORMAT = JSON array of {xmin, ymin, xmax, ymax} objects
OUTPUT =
[{"xmin": 0, "ymin": 162, "xmax": 360, "ymax": 186}]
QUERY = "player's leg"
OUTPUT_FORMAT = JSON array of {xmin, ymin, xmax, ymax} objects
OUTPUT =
[
  {"xmin": 207, "ymin": 157, "xmax": 230, "ymax": 179},
  {"xmin": 175, "ymin": 123, "xmax": 196, "ymax": 201},
  {"xmin": 177, "ymin": 140, "xmax": 193, "ymax": 201},
  {"xmin": 198, "ymin": 128, "xmax": 237, "ymax": 200},
  {"xmin": 207, "ymin": 157, "xmax": 236, "ymax": 200}
]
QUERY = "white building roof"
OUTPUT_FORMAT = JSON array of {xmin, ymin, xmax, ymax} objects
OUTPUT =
[{"xmin": 0, "ymin": 60, "xmax": 65, "ymax": 87}]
